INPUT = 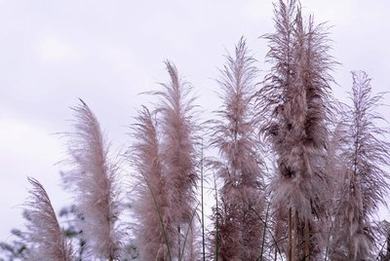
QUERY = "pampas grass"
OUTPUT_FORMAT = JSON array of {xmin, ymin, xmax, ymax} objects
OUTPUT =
[
  {"xmin": 3, "ymin": 2, "xmax": 390, "ymax": 260},
  {"xmin": 256, "ymin": 0, "xmax": 335, "ymax": 259},
  {"xmin": 62, "ymin": 99, "xmax": 121, "ymax": 260},
  {"xmin": 153, "ymin": 61, "xmax": 199, "ymax": 260},
  {"xmin": 130, "ymin": 106, "xmax": 174, "ymax": 261},
  {"xmin": 329, "ymin": 71, "xmax": 390, "ymax": 260},
  {"xmin": 23, "ymin": 178, "xmax": 73, "ymax": 261},
  {"xmin": 208, "ymin": 37, "xmax": 265, "ymax": 260}
]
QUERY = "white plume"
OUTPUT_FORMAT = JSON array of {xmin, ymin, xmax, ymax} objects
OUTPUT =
[
  {"xmin": 23, "ymin": 177, "xmax": 73, "ymax": 261},
  {"xmin": 62, "ymin": 99, "xmax": 121, "ymax": 260}
]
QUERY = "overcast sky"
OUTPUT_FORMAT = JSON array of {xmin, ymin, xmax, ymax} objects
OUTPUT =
[{"xmin": 1, "ymin": 0, "xmax": 389, "ymax": 241}]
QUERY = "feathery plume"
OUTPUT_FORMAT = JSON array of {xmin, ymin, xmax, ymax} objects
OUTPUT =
[
  {"xmin": 62, "ymin": 99, "xmax": 121, "ymax": 260},
  {"xmin": 323, "ymin": 121, "xmax": 350, "ymax": 261},
  {"xmin": 131, "ymin": 106, "xmax": 174, "ymax": 261},
  {"xmin": 330, "ymin": 71, "xmax": 390, "ymax": 260},
  {"xmin": 154, "ymin": 61, "xmax": 199, "ymax": 259},
  {"xmin": 256, "ymin": 1, "xmax": 335, "ymax": 259},
  {"xmin": 209, "ymin": 37, "xmax": 265, "ymax": 260},
  {"xmin": 23, "ymin": 177, "xmax": 73, "ymax": 261}
]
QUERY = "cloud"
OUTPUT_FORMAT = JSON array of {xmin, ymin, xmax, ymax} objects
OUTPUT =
[
  {"xmin": 0, "ymin": 117, "xmax": 69, "ymax": 239},
  {"xmin": 37, "ymin": 35, "xmax": 80, "ymax": 63}
]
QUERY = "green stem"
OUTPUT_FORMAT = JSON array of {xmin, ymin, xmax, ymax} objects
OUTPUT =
[{"xmin": 179, "ymin": 203, "xmax": 200, "ymax": 261}]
